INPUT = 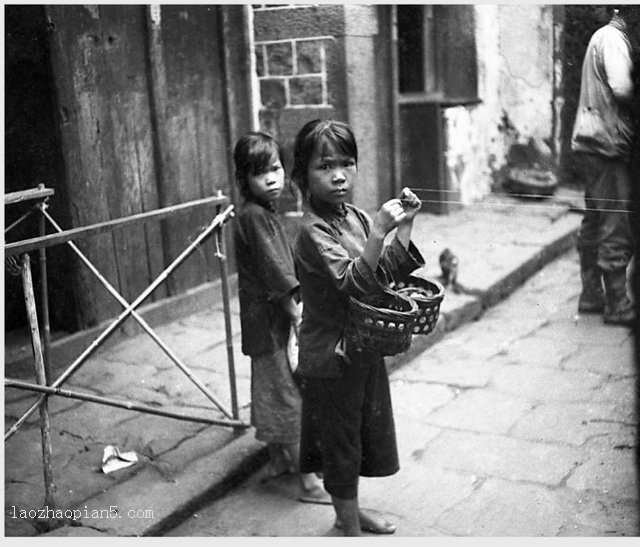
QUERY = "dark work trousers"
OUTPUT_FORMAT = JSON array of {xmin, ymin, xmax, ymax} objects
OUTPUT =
[
  {"xmin": 298, "ymin": 354, "xmax": 399, "ymax": 500},
  {"xmin": 575, "ymin": 152, "xmax": 636, "ymax": 274}
]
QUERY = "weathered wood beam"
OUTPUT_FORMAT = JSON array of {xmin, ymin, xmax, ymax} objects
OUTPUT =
[
  {"xmin": 20, "ymin": 254, "xmax": 56, "ymax": 510},
  {"xmin": 6, "ymin": 195, "xmax": 228, "ymax": 256},
  {"xmin": 5, "ymin": 378, "xmax": 249, "ymax": 428},
  {"xmin": 4, "ymin": 187, "xmax": 55, "ymax": 205}
]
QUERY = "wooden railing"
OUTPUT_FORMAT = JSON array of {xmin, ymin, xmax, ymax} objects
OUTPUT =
[{"xmin": 4, "ymin": 186, "xmax": 247, "ymax": 518}]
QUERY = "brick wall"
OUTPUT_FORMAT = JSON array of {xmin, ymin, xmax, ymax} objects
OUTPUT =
[
  {"xmin": 256, "ymin": 37, "xmax": 331, "ymax": 108},
  {"xmin": 253, "ymin": 5, "xmax": 348, "ymax": 211}
]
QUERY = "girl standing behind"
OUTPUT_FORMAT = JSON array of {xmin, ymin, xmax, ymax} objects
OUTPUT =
[
  {"xmin": 291, "ymin": 120, "xmax": 425, "ymax": 535},
  {"xmin": 232, "ymin": 131, "xmax": 329, "ymax": 504}
]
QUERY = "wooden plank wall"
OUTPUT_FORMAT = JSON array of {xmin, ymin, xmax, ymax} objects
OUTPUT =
[
  {"xmin": 101, "ymin": 6, "xmax": 167, "ymax": 308},
  {"xmin": 45, "ymin": 5, "xmax": 249, "ymax": 329},
  {"xmin": 147, "ymin": 5, "xmax": 229, "ymax": 294},
  {"xmin": 47, "ymin": 5, "xmax": 127, "ymax": 327}
]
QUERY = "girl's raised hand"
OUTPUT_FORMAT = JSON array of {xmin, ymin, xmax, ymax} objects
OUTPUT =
[
  {"xmin": 399, "ymin": 187, "xmax": 421, "ymax": 221},
  {"xmin": 372, "ymin": 198, "xmax": 407, "ymax": 237}
]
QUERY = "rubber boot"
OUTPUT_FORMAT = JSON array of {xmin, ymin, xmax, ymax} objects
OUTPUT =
[
  {"xmin": 603, "ymin": 270, "xmax": 636, "ymax": 326},
  {"xmin": 578, "ymin": 254, "xmax": 604, "ymax": 314}
]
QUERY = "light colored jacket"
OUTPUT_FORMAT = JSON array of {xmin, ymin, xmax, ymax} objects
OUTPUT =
[{"xmin": 571, "ymin": 15, "xmax": 634, "ymax": 158}]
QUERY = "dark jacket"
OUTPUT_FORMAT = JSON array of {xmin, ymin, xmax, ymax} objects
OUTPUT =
[
  {"xmin": 294, "ymin": 201, "xmax": 424, "ymax": 378},
  {"xmin": 234, "ymin": 199, "xmax": 298, "ymax": 357}
]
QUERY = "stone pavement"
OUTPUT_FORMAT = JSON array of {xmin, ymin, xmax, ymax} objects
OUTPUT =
[
  {"xmin": 167, "ymin": 246, "xmax": 638, "ymax": 537},
  {"xmin": 4, "ymin": 189, "xmax": 592, "ymax": 536}
]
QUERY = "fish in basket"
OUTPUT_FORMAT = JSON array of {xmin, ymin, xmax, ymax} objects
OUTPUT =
[
  {"xmin": 345, "ymin": 289, "xmax": 418, "ymax": 357},
  {"xmin": 392, "ymin": 276, "xmax": 445, "ymax": 335}
]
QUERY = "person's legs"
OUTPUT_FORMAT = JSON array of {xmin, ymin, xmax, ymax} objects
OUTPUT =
[
  {"xmin": 332, "ymin": 496, "xmax": 361, "ymax": 536},
  {"xmin": 262, "ymin": 444, "xmax": 292, "ymax": 479},
  {"xmin": 252, "ymin": 348, "xmax": 307, "ymax": 479},
  {"xmin": 576, "ymin": 153, "xmax": 605, "ymax": 313},
  {"xmin": 592, "ymin": 157, "xmax": 636, "ymax": 325},
  {"xmin": 337, "ymin": 355, "xmax": 397, "ymax": 535},
  {"xmin": 360, "ymin": 357, "xmax": 399, "ymax": 477},
  {"xmin": 300, "ymin": 375, "xmax": 362, "ymax": 494},
  {"xmin": 578, "ymin": 245, "xmax": 605, "ymax": 313},
  {"xmin": 332, "ymin": 495, "xmax": 396, "ymax": 535},
  {"xmin": 300, "ymin": 370, "xmax": 363, "ymax": 532},
  {"xmin": 280, "ymin": 442, "xmax": 331, "ymax": 503},
  {"xmin": 299, "ymin": 356, "xmax": 398, "ymax": 535}
]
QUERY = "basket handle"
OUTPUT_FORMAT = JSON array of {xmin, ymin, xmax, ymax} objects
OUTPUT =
[
  {"xmin": 375, "ymin": 263, "xmax": 393, "ymax": 289},
  {"xmin": 377, "ymin": 262, "xmax": 413, "ymax": 291}
]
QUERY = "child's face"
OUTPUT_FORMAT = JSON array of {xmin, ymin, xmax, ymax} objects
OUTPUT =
[
  {"xmin": 306, "ymin": 140, "xmax": 357, "ymax": 207},
  {"xmin": 247, "ymin": 152, "xmax": 285, "ymax": 203}
]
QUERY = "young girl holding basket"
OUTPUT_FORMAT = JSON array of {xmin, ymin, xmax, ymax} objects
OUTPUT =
[{"xmin": 291, "ymin": 119, "xmax": 425, "ymax": 535}]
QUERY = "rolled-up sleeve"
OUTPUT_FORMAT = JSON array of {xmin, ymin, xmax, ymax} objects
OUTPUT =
[{"xmin": 380, "ymin": 236, "xmax": 426, "ymax": 284}]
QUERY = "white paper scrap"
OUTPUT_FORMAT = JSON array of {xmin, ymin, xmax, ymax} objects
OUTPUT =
[{"xmin": 101, "ymin": 445, "xmax": 139, "ymax": 474}]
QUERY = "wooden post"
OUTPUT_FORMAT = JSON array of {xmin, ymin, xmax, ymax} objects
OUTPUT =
[
  {"xmin": 37, "ymin": 197, "xmax": 52, "ymax": 383},
  {"xmin": 20, "ymin": 253, "xmax": 55, "ymax": 517},
  {"xmin": 215, "ymin": 200, "xmax": 240, "ymax": 423}
]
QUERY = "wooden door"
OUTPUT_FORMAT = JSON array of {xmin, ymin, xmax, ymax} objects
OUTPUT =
[
  {"xmin": 398, "ymin": 101, "xmax": 448, "ymax": 215},
  {"xmin": 43, "ymin": 5, "xmax": 250, "ymax": 329}
]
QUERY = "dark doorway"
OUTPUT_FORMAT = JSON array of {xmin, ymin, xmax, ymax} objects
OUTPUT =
[
  {"xmin": 4, "ymin": 5, "xmax": 77, "ymax": 336},
  {"xmin": 394, "ymin": 5, "xmax": 479, "ymax": 214}
]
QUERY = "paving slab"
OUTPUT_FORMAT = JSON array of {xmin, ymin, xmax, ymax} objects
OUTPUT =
[
  {"xmin": 389, "ymin": 382, "xmax": 456, "ymax": 424},
  {"xmin": 435, "ymin": 478, "xmax": 573, "ymax": 536},
  {"xmin": 416, "ymin": 430, "xmax": 583, "ymax": 486},
  {"xmin": 490, "ymin": 365, "xmax": 605, "ymax": 403},
  {"xmin": 357, "ymin": 466, "xmax": 477, "ymax": 531},
  {"xmin": 511, "ymin": 401, "xmax": 636, "ymax": 446},
  {"xmin": 423, "ymin": 389, "xmax": 534, "ymax": 434},
  {"xmin": 393, "ymin": 358, "xmax": 502, "ymax": 389},
  {"xmin": 563, "ymin": 343, "xmax": 637, "ymax": 376}
]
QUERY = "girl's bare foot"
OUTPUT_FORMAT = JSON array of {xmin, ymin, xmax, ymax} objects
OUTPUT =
[
  {"xmin": 335, "ymin": 509, "xmax": 396, "ymax": 535},
  {"xmin": 359, "ymin": 510, "xmax": 396, "ymax": 534},
  {"xmin": 260, "ymin": 445, "xmax": 294, "ymax": 482},
  {"xmin": 298, "ymin": 473, "xmax": 332, "ymax": 504}
]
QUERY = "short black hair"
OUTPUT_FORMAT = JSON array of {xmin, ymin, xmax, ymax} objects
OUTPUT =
[
  {"xmin": 291, "ymin": 119, "xmax": 358, "ymax": 197},
  {"xmin": 233, "ymin": 132, "xmax": 284, "ymax": 200}
]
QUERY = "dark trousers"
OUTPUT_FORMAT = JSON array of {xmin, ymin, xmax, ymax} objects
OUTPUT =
[
  {"xmin": 575, "ymin": 152, "xmax": 636, "ymax": 274},
  {"xmin": 299, "ymin": 355, "xmax": 399, "ymax": 499}
]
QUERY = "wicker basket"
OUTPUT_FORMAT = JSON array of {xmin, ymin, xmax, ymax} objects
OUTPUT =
[
  {"xmin": 345, "ymin": 290, "xmax": 418, "ymax": 357},
  {"xmin": 394, "ymin": 276, "xmax": 444, "ymax": 335}
]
